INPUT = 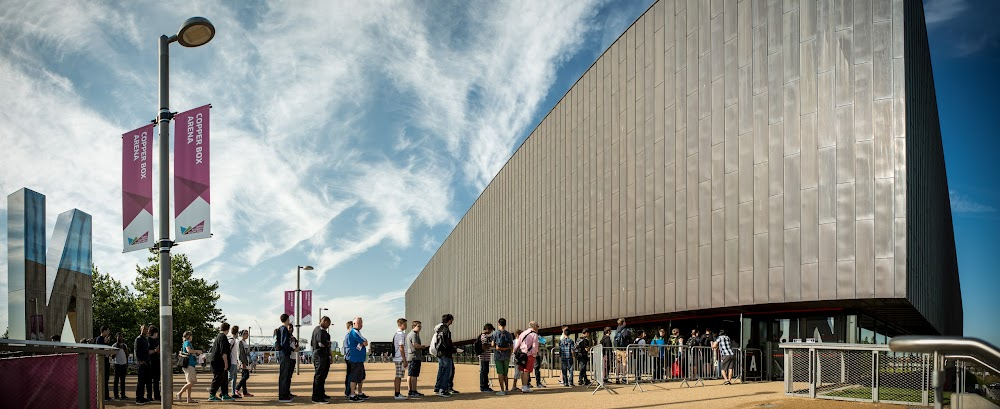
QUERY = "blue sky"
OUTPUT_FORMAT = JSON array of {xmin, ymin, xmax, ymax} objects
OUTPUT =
[{"xmin": 0, "ymin": 0, "xmax": 996, "ymax": 346}]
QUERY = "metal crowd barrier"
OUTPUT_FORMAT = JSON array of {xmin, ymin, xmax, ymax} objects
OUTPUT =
[{"xmin": 586, "ymin": 344, "xmax": 748, "ymax": 393}]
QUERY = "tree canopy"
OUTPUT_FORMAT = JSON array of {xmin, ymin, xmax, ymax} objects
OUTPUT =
[{"xmin": 92, "ymin": 252, "xmax": 225, "ymax": 351}]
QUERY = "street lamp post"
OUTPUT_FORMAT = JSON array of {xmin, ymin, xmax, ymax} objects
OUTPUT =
[
  {"xmin": 296, "ymin": 265, "xmax": 313, "ymax": 374},
  {"xmin": 319, "ymin": 307, "xmax": 329, "ymax": 322},
  {"xmin": 157, "ymin": 17, "xmax": 215, "ymax": 409}
]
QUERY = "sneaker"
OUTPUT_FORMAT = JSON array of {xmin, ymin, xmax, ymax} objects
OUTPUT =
[
  {"xmin": 394, "ymin": 394, "xmax": 408, "ymax": 400},
  {"xmin": 436, "ymin": 391, "xmax": 451, "ymax": 398},
  {"xmin": 348, "ymin": 396, "xmax": 363, "ymax": 403},
  {"xmin": 358, "ymin": 393, "xmax": 370, "ymax": 400},
  {"xmin": 243, "ymin": 392, "xmax": 255, "ymax": 397},
  {"xmin": 537, "ymin": 383, "xmax": 546, "ymax": 388},
  {"xmin": 412, "ymin": 391, "xmax": 425, "ymax": 397},
  {"xmin": 135, "ymin": 400, "xmax": 147, "ymax": 405},
  {"xmin": 221, "ymin": 395, "xmax": 235, "ymax": 401},
  {"xmin": 521, "ymin": 386, "xmax": 533, "ymax": 393},
  {"xmin": 723, "ymin": 381, "xmax": 732, "ymax": 385},
  {"xmin": 278, "ymin": 398, "xmax": 294, "ymax": 403},
  {"xmin": 312, "ymin": 398, "xmax": 330, "ymax": 404},
  {"xmin": 495, "ymin": 391, "xmax": 507, "ymax": 396},
  {"xmin": 208, "ymin": 395, "xmax": 221, "ymax": 402},
  {"xmin": 447, "ymin": 389, "xmax": 460, "ymax": 394}
]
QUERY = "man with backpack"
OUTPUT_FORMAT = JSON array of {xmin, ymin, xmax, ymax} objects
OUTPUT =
[
  {"xmin": 513, "ymin": 321, "xmax": 540, "ymax": 393},
  {"xmin": 559, "ymin": 326, "xmax": 574, "ymax": 387},
  {"xmin": 686, "ymin": 329, "xmax": 702, "ymax": 379},
  {"xmin": 431, "ymin": 314, "xmax": 457, "ymax": 397},
  {"xmin": 599, "ymin": 327, "xmax": 613, "ymax": 384},
  {"xmin": 476, "ymin": 323, "xmax": 495, "ymax": 393},
  {"xmin": 490, "ymin": 318, "xmax": 514, "ymax": 396},
  {"xmin": 575, "ymin": 328, "xmax": 592, "ymax": 386},
  {"xmin": 613, "ymin": 318, "xmax": 632, "ymax": 383},
  {"xmin": 133, "ymin": 324, "xmax": 150, "ymax": 405}
]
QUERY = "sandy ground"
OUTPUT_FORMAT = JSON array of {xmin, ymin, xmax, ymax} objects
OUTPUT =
[{"xmin": 103, "ymin": 361, "xmax": 911, "ymax": 408}]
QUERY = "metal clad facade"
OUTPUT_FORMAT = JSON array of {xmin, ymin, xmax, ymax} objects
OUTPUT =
[{"xmin": 406, "ymin": 0, "xmax": 961, "ymax": 342}]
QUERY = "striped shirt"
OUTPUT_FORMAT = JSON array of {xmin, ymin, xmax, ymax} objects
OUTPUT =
[
  {"xmin": 716, "ymin": 335, "xmax": 734, "ymax": 356},
  {"xmin": 478, "ymin": 333, "xmax": 492, "ymax": 361}
]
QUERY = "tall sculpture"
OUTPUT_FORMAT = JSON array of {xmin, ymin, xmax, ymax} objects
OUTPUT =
[{"xmin": 7, "ymin": 188, "xmax": 93, "ymax": 341}]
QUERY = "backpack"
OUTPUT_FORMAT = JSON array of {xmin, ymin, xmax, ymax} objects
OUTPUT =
[
  {"xmin": 473, "ymin": 336, "xmax": 485, "ymax": 355},
  {"xmin": 514, "ymin": 331, "xmax": 534, "ymax": 367},
  {"xmin": 204, "ymin": 337, "xmax": 217, "ymax": 363},
  {"xmin": 574, "ymin": 339, "xmax": 588, "ymax": 360},
  {"xmin": 614, "ymin": 328, "xmax": 632, "ymax": 348},
  {"xmin": 274, "ymin": 327, "xmax": 282, "ymax": 350},
  {"xmin": 428, "ymin": 324, "xmax": 443, "ymax": 357},
  {"xmin": 495, "ymin": 330, "xmax": 512, "ymax": 350}
]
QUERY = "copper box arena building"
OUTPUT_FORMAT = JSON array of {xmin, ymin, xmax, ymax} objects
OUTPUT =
[{"xmin": 405, "ymin": 0, "xmax": 961, "ymax": 378}]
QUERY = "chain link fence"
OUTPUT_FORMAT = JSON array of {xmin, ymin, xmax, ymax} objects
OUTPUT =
[{"xmin": 783, "ymin": 343, "xmax": 934, "ymax": 406}]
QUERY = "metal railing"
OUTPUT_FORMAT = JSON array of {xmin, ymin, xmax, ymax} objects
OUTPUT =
[
  {"xmin": 889, "ymin": 335, "xmax": 1000, "ymax": 409},
  {"xmin": 585, "ymin": 344, "xmax": 754, "ymax": 394},
  {"xmin": 782, "ymin": 342, "xmax": 935, "ymax": 406},
  {"xmin": 0, "ymin": 339, "xmax": 119, "ymax": 409}
]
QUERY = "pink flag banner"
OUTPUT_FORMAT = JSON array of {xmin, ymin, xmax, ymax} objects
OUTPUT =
[
  {"xmin": 284, "ymin": 291, "xmax": 296, "ymax": 323},
  {"xmin": 173, "ymin": 104, "xmax": 211, "ymax": 242},
  {"xmin": 123, "ymin": 124, "xmax": 155, "ymax": 252},
  {"xmin": 301, "ymin": 290, "xmax": 313, "ymax": 325}
]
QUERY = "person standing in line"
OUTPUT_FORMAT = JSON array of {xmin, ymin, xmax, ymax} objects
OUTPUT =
[
  {"xmin": 227, "ymin": 325, "xmax": 240, "ymax": 398},
  {"xmin": 311, "ymin": 316, "xmax": 332, "ymax": 404},
  {"xmin": 530, "ymin": 335, "xmax": 547, "ymax": 388},
  {"xmin": 146, "ymin": 326, "xmax": 161, "ymax": 402},
  {"xmin": 392, "ymin": 318, "xmax": 410, "ymax": 400},
  {"xmin": 713, "ymin": 329, "xmax": 737, "ymax": 385},
  {"xmin": 511, "ymin": 330, "xmax": 523, "ymax": 390},
  {"xmin": 514, "ymin": 321, "xmax": 540, "ymax": 394},
  {"xmin": 209, "ymin": 322, "xmax": 234, "ymax": 401},
  {"xmin": 405, "ymin": 320, "xmax": 427, "ymax": 399},
  {"xmin": 277, "ymin": 314, "xmax": 295, "ymax": 403},
  {"xmin": 177, "ymin": 331, "xmax": 202, "ymax": 404},
  {"xmin": 599, "ymin": 327, "xmax": 613, "ymax": 384},
  {"xmin": 576, "ymin": 328, "xmax": 592, "ymax": 386},
  {"xmin": 614, "ymin": 318, "xmax": 633, "ymax": 384},
  {"xmin": 235, "ymin": 329, "xmax": 255, "ymax": 398},
  {"xmin": 477, "ymin": 323, "xmax": 495, "ymax": 393},
  {"xmin": 651, "ymin": 328, "xmax": 667, "ymax": 381},
  {"xmin": 432, "ymin": 314, "xmax": 458, "ymax": 397},
  {"xmin": 343, "ymin": 320, "xmax": 353, "ymax": 399},
  {"xmin": 346, "ymin": 316, "xmax": 370, "ymax": 403},
  {"xmin": 112, "ymin": 332, "xmax": 129, "ymax": 400},
  {"xmin": 133, "ymin": 324, "xmax": 150, "ymax": 405},
  {"xmin": 96, "ymin": 326, "xmax": 112, "ymax": 400},
  {"xmin": 490, "ymin": 318, "xmax": 514, "ymax": 396},
  {"xmin": 702, "ymin": 329, "xmax": 717, "ymax": 377},
  {"xmin": 687, "ymin": 329, "xmax": 702, "ymax": 378},
  {"xmin": 559, "ymin": 326, "xmax": 574, "ymax": 387}
]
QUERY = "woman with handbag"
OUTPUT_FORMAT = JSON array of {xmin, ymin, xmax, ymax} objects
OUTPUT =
[
  {"xmin": 234, "ymin": 330, "xmax": 254, "ymax": 397},
  {"xmin": 176, "ymin": 331, "xmax": 203, "ymax": 403}
]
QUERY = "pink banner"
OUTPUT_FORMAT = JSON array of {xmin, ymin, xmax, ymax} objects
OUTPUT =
[
  {"xmin": 173, "ymin": 104, "xmax": 211, "ymax": 242},
  {"xmin": 122, "ymin": 124, "xmax": 154, "ymax": 252},
  {"xmin": 284, "ymin": 291, "xmax": 296, "ymax": 322},
  {"xmin": 0, "ymin": 354, "xmax": 98, "ymax": 409},
  {"xmin": 301, "ymin": 290, "xmax": 313, "ymax": 325}
]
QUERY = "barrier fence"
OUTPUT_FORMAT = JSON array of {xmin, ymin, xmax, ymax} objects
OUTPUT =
[{"xmin": 782, "ymin": 342, "xmax": 935, "ymax": 406}]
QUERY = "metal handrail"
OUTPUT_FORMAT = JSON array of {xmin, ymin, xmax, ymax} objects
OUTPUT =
[
  {"xmin": 0, "ymin": 338, "xmax": 119, "ymax": 355},
  {"xmin": 889, "ymin": 336, "xmax": 1000, "ymax": 374}
]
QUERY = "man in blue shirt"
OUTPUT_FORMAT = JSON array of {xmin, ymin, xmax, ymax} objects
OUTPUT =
[
  {"xmin": 277, "ymin": 314, "xmax": 294, "ymax": 403},
  {"xmin": 346, "ymin": 317, "xmax": 369, "ymax": 403}
]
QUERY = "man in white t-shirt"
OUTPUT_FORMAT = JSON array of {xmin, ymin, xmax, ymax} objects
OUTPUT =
[{"xmin": 392, "ymin": 318, "xmax": 409, "ymax": 400}]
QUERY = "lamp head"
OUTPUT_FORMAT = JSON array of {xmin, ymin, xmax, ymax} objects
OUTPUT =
[
  {"xmin": 302, "ymin": 265, "xmax": 314, "ymax": 271},
  {"xmin": 176, "ymin": 17, "xmax": 215, "ymax": 47}
]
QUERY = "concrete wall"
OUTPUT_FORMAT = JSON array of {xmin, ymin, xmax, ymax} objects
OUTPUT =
[{"xmin": 407, "ymin": 0, "xmax": 958, "ymax": 342}]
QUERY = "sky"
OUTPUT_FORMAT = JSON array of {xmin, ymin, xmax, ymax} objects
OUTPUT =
[{"xmin": 0, "ymin": 0, "xmax": 996, "ymax": 347}]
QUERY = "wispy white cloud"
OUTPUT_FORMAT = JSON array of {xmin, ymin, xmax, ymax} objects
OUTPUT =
[
  {"xmin": 950, "ymin": 190, "xmax": 997, "ymax": 213},
  {"xmin": 924, "ymin": 0, "xmax": 969, "ymax": 26}
]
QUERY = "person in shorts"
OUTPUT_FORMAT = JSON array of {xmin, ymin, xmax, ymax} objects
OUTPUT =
[
  {"xmin": 712, "ymin": 329, "xmax": 737, "ymax": 385},
  {"xmin": 346, "ymin": 317, "xmax": 369, "ymax": 402},
  {"xmin": 406, "ymin": 321, "xmax": 426, "ymax": 398},
  {"xmin": 177, "ymin": 331, "xmax": 202, "ymax": 404},
  {"xmin": 513, "ymin": 321, "xmax": 540, "ymax": 393},
  {"xmin": 491, "ymin": 318, "xmax": 514, "ymax": 395},
  {"xmin": 392, "ymin": 318, "xmax": 409, "ymax": 400}
]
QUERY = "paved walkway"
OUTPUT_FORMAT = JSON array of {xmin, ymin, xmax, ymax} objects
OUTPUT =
[{"xmin": 104, "ymin": 362, "xmax": 908, "ymax": 408}]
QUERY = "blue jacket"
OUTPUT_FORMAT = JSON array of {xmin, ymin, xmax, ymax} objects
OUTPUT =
[{"xmin": 278, "ymin": 325, "xmax": 292, "ymax": 356}]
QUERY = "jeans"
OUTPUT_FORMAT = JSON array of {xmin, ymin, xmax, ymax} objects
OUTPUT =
[
  {"xmin": 135, "ymin": 363, "xmax": 149, "ymax": 400},
  {"xmin": 434, "ymin": 356, "xmax": 454, "ymax": 392},
  {"xmin": 653, "ymin": 356, "xmax": 665, "ymax": 380},
  {"xmin": 210, "ymin": 360, "xmax": 229, "ymax": 397},
  {"xmin": 578, "ymin": 359, "xmax": 590, "ymax": 384},
  {"xmin": 147, "ymin": 362, "xmax": 160, "ymax": 400},
  {"xmin": 102, "ymin": 360, "xmax": 111, "ymax": 398},
  {"xmin": 479, "ymin": 360, "xmax": 490, "ymax": 390},
  {"xmin": 344, "ymin": 361, "xmax": 351, "ymax": 396},
  {"xmin": 238, "ymin": 368, "xmax": 250, "ymax": 394},
  {"xmin": 278, "ymin": 353, "xmax": 294, "ymax": 399},
  {"xmin": 533, "ymin": 357, "xmax": 543, "ymax": 386},
  {"xmin": 229, "ymin": 362, "xmax": 238, "ymax": 395},
  {"xmin": 113, "ymin": 364, "xmax": 127, "ymax": 398},
  {"xmin": 561, "ymin": 358, "xmax": 573, "ymax": 385},
  {"xmin": 313, "ymin": 355, "xmax": 330, "ymax": 400}
]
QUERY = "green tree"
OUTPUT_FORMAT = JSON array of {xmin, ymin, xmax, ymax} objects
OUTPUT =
[
  {"xmin": 133, "ymin": 253, "xmax": 225, "ymax": 350},
  {"xmin": 92, "ymin": 265, "xmax": 140, "ymax": 339}
]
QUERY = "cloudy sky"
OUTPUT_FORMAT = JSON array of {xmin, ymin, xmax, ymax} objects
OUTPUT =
[{"xmin": 0, "ymin": 0, "xmax": 997, "ymax": 346}]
